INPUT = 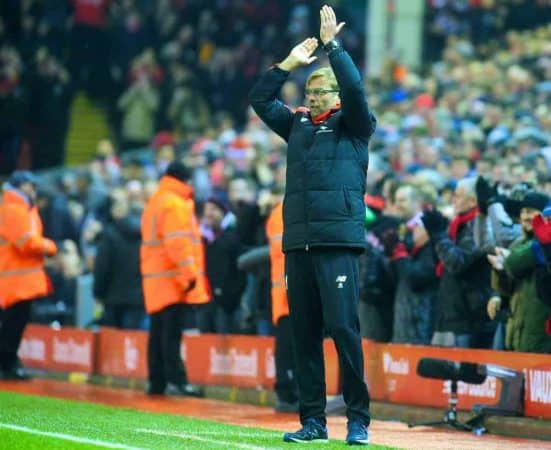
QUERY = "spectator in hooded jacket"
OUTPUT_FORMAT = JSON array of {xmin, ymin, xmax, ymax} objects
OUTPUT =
[
  {"xmin": 489, "ymin": 192, "xmax": 551, "ymax": 353},
  {"xmin": 0, "ymin": 171, "xmax": 57, "ymax": 379}
]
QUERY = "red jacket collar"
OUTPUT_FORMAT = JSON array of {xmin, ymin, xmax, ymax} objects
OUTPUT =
[{"xmin": 311, "ymin": 104, "xmax": 341, "ymax": 124}]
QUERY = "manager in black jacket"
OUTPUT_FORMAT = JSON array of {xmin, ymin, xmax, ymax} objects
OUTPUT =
[{"xmin": 249, "ymin": 6, "xmax": 375, "ymax": 446}]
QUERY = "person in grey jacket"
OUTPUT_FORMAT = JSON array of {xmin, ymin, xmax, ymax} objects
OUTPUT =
[{"xmin": 249, "ymin": 5, "xmax": 375, "ymax": 446}]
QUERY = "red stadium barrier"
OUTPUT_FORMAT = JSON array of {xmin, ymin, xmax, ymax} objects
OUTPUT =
[
  {"xmin": 18, "ymin": 326, "xmax": 551, "ymax": 417},
  {"xmin": 364, "ymin": 343, "xmax": 551, "ymax": 419},
  {"xmin": 19, "ymin": 324, "xmax": 95, "ymax": 374},
  {"xmin": 184, "ymin": 334, "xmax": 341, "ymax": 394}
]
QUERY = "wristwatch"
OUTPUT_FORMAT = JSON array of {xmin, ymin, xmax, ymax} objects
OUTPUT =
[{"xmin": 323, "ymin": 39, "xmax": 340, "ymax": 53}]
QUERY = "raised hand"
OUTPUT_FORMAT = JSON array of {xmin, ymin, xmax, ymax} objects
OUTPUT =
[
  {"xmin": 533, "ymin": 214, "xmax": 551, "ymax": 245},
  {"xmin": 320, "ymin": 4, "xmax": 345, "ymax": 45},
  {"xmin": 421, "ymin": 209, "xmax": 448, "ymax": 237},
  {"xmin": 475, "ymin": 176, "xmax": 499, "ymax": 214},
  {"xmin": 278, "ymin": 38, "xmax": 318, "ymax": 72}
]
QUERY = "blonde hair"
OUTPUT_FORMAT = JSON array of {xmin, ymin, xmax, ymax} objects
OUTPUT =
[{"xmin": 306, "ymin": 67, "xmax": 338, "ymax": 90}]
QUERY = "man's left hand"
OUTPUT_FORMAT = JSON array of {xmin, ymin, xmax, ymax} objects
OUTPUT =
[
  {"xmin": 320, "ymin": 5, "xmax": 345, "ymax": 44},
  {"xmin": 421, "ymin": 210, "xmax": 448, "ymax": 237}
]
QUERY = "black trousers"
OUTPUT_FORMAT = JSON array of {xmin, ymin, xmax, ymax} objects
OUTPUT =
[
  {"xmin": 147, "ymin": 303, "xmax": 187, "ymax": 391},
  {"xmin": 0, "ymin": 300, "xmax": 32, "ymax": 371},
  {"xmin": 285, "ymin": 248, "xmax": 370, "ymax": 426},
  {"xmin": 274, "ymin": 315, "xmax": 298, "ymax": 403}
]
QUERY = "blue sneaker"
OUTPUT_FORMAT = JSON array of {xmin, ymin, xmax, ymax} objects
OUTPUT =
[
  {"xmin": 346, "ymin": 420, "xmax": 369, "ymax": 445},
  {"xmin": 283, "ymin": 418, "xmax": 328, "ymax": 443}
]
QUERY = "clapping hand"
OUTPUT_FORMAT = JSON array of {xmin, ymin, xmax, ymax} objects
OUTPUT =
[
  {"xmin": 475, "ymin": 176, "xmax": 499, "ymax": 215},
  {"xmin": 487, "ymin": 247, "xmax": 510, "ymax": 271},
  {"xmin": 421, "ymin": 209, "xmax": 448, "ymax": 237},
  {"xmin": 278, "ymin": 38, "xmax": 318, "ymax": 72},
  {"xmin": 320, "ymin": 5, "xmax": 345, "ymax": 45}
]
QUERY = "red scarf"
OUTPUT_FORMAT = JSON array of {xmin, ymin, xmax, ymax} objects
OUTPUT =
[
  {"xmin": 435, "ymin": 207, "xmax": 479, "ymax": 277},
  {"xmin": 311, "ymin": 104, "xmax": 341, "ymax": 124}
]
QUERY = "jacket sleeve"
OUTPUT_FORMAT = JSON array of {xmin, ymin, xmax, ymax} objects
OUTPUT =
[
  {"xmin": 473, "ymin": 215, "xmax": 496, "ymax": 253},
  {"xmin": 488, "ymin": 202, "xmax": 522, "ymax": 248},
  {"xmin": 328, "ymin": 46, "xmax": 376, "ymax": 139},
  {"xmin": 249, "ymin": 66, "xmax": 294, "ymax": 141},
  {"xmin": 159, "ymin": 200, "xmax": 198, "ymax": 289},
  {"xmin": 433, "ymin": 227, "xmax": 484, "ymax": 275},
  {"xmin": 2, "ymin": 204, "xmax": 57, "ymax": 256},
  {"xmin": 491, "ymin": 268, "xmax": 513, "ymax": 298},
  {"xmin": 401, "ymin": 251, "xmax": 438, "ymax": 292},
  {"xmin": 92, "ymin": 231, "xmax": 112, "ymax": 300}
]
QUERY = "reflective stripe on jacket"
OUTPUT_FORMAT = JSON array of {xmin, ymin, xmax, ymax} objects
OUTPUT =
[
  {"xmin": 140, "ymin": 176, "xmax": 207, "ymax": 313},
  {"xmin": 266, "ymin": 202, "xmax": 288, "ymax": 324},
  {"xmin": 0, "ymin": 188, "xmax": 57, "ymax": 308}
]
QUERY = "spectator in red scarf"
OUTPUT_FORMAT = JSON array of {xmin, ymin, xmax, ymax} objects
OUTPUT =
[{"xmin": 422, "ymin": 177, "xmax": 495, "ymax": 348}]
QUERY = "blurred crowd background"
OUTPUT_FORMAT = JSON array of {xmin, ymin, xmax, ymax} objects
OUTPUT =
[{"xmin": 1, "ymin": 0, "xmax": 551, "ymax": 353}]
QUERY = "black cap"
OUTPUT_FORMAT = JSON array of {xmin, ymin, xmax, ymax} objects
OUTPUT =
[
  {"xmin": 521, "ymin": 192, "xmax": 550, "ymax": 212},
  {"xmin": 165, "ymin": 161, "xmax": 191, "ymax": 182},
  {"xmin": 9, "ymin": 170, "xmax": 38, "ymax": 188}
]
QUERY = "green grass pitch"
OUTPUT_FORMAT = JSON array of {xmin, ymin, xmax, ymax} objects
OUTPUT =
[{"xmin": 0, "ymin": 391, "xmax": 397, "ymax": 449}]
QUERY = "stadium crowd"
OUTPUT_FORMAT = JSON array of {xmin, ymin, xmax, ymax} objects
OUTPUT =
[{"xmin": 1, "ymin": 0, "xmax": 551, "ymax": 354}]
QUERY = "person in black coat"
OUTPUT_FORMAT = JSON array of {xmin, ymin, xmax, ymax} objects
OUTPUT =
[
  {"xmin": 422, "ymin": 178, "xmax": 495, "ymax": 349},
  {"xmin": 249, "ymin": 6, "xmax": 375, "ymax": 445},
  {"xmin": 382, "ymin": 219, "xmax": 439, "ymax": 345},
  {"xmin": 93, "ymin": 196, "xmax": 147, "ymax": 330},
  {"xmin": 196, "ymin": 195, "xmax": 246, "ymax": 334}
]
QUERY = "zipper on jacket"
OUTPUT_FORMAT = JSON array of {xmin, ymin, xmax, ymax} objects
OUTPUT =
[{"xmin": 343, "ymin": 186, "xmax": 352, "ymax": 215}]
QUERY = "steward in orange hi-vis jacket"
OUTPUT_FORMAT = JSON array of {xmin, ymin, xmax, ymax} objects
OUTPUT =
[
  {"xmin": 0, "ymin": 171, "xmax": 57, "ymax": 380},
  {"xmin": 140, "ymin": 162, "xmax": 206, "ymax": 397},
  {"xmin": 266, "ymin": 202, "xmax": 288, "ymax": 325},
  {"xmin": 265, "ymin": 193, "xmax": 298, "ymax": 412}
]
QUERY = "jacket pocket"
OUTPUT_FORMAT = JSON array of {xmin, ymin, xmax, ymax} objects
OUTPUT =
[{"xmin": 343, "ymin": 186, "xmax": 352, "ymax": 215}]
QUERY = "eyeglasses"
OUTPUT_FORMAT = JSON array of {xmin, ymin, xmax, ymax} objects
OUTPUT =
[{"xmin": 304, "ymin": 88, "xmax": 339, "ymax": 96}]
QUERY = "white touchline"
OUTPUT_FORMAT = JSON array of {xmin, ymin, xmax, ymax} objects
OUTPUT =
[
  {"xmin": 0, "ymin": 423, "xmax": 149, "ymax": 450},
  {"xmin": 136, "ymin": 428, "xmax": 281, "ymax": 450}
]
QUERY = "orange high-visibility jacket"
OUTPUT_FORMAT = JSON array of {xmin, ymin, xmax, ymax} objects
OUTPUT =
[
  {"xmin": 140, "ymin": 176, "xmax": 208, "ymax": 314},
  {"xmin": 0, "ymin": 188, "xmax": 57, "ymax": 309},
  {"xmin": 266, "ymin": 202, "xmax": 289, "ymax": 325}
]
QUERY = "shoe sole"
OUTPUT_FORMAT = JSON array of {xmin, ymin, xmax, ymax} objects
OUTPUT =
[
  {"xmin": 347, "ymin": 439, "xmax": 369, "ymax": 445},
  {"xmin": 283, "ymin": 436, "xmax": 329, "ymax": 443}
]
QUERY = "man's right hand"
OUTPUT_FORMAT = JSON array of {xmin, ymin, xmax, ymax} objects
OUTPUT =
[
  {"xmin": 278, "ymin": 38, "xmax": 318, "ymax": 72},
  {"xmin": 487, "ymin": 296, "xmax": 501, "ymax": 320},
  {"xmin": 475, "ymin": 176, "xmax": 499, "ymax": 215}
]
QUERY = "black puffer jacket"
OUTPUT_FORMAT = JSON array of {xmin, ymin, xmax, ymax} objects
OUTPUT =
[
  {"xmin": 432, "ymin": 220, "xmax": 494, "ymax": 334},
  {"xmin": 93, "ymin": 214, "xmax": 144, "ymax": 307},
  {"xmin": 249, "ymin": 46, "xmax": 376, "ymax": 252}
]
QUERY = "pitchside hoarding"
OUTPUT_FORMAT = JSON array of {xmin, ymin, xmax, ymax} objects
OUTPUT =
[
  {"xmin": 19, "ymin": 324, "xmax": 95, "ymax": 373},
  {"xmin": 19, "ymin": 326, "xmax": 551, "ymax": 418}
]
